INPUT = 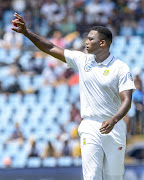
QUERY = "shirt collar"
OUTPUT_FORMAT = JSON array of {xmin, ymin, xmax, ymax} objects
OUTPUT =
[{"xmin": 92, "ymin": 54, "xmax": 114, "ymax": 66}]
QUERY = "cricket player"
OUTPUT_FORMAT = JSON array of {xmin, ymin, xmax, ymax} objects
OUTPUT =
[{"xmin": 12, "ymin": 12, "xmax": 135, "ymax": 180}]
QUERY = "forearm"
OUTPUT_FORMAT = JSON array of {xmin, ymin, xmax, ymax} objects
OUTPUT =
[
  {"xmin": 113, "ymin": 99, "xmax": 131, "ymax": 124},
  {"xmin": 23, "ymin": 29, "xmax": 65, "ymax": 62},
  {"xmin": 23, "ymin": 29, "xmax": 54, "ymax": 54}
]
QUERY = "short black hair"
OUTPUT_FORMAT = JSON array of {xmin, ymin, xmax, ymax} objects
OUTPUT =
[{"xmin": 91, "ymin": 26, "xmax": 112, "ymax": 47}]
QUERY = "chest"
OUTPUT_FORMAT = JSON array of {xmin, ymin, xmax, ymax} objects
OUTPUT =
[{"xmin": 79, "ymin": 63, "xmax": 118, "ymax": 89}]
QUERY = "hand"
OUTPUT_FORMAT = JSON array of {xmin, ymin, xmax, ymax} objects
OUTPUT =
[
  {"xmin": 11, "ymin": 12, "xmax": 27, "ymax": 34},
  {"xmin": 99, "ymin": 118, "xmax": 116, "ymax": 134}
]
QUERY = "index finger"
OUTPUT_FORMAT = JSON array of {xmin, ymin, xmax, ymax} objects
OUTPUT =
[{"xmin": 14, "ymin": 12, "xmax": 24, "ymax": 22}]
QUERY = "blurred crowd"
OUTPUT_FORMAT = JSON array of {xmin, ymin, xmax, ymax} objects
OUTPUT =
[
  {"xmin": 0, "ymin": 0, "xmax": 144, "ymax": 50},
  {"xmin": 0, "ymin": 0, "xmax": 144, "ymax": 40},
  {"xmin": 0, "ymin": 0, "xmax": 144, "ymax": 166},
  {"xmin": 2, "ymin": 102, "xmax": 82, "ymax": 168},
  {"xmin": 125, "ymin": 73, "xmax": 144, "ymax": 136}
]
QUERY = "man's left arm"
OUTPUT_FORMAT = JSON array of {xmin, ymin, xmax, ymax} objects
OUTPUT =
[{"xmin": 99, "ymin": 89, "xmax": 132, "ymax": 134}]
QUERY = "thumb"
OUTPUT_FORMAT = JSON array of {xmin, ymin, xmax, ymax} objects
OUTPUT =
[{"xmin": 11, "ymin": 28, "xmax": 19, "ymax": 32}]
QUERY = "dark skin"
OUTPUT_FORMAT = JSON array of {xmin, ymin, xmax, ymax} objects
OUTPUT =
[
  {"xmin": 85, "ymin": 30, "xmax": 110, "ymax": 63},
  {"xmin": 11, "ymin": 12, "xmax": 133, "ymax": 134}
]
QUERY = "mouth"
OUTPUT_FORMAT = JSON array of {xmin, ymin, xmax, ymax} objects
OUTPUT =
[{"xmin": 85, "ymin": 46, "xmax": 89, "ymax": 50}]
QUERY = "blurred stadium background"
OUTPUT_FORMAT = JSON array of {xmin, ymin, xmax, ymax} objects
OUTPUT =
[{"xmin": 0, "ymin": 0, "xmax": 144, "ymax": 179}]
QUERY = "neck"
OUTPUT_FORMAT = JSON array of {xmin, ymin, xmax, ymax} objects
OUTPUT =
[{"xmin": 93, "ymin": 49, "xmax": 110, "ymax": 63}]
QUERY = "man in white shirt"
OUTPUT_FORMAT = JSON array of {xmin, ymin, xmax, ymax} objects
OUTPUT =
[{"xmin": 12, "ymin": 13, "xmax": 135, "ymax": 180}]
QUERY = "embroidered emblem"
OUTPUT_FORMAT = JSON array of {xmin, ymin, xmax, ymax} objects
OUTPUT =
[
  {"xmin": 84, "ymin": 63, "xmax": 92, "ymax": 72},
  {"xmin": 83, "ymin": 138, "xmax": 86, "ymax": 145},
  {"xmin": 127, "ymin": 72, "xmax": 133, "ymax": 81},
  {"xmin": 103, "ymin": 69, "xmax": 109, "ymax": 76}
]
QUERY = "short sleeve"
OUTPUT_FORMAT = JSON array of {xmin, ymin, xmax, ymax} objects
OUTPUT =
[
  {"xmin": 118, "ymin": 63, "xmax": 136, "ymax": 93},
  {"xmin": 64, "ymin": 49, "xmax": 85, "ymax": 71}
]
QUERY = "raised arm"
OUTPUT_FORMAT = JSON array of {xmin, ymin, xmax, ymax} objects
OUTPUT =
[{"xmin": 11, "ymin": 12, "xmax": 66, "ymax": 63}]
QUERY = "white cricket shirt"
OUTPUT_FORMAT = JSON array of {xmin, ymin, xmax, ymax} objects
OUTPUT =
[{"xmin": 64, "ymin": 49, "xmax": 135, "ymax": 120}]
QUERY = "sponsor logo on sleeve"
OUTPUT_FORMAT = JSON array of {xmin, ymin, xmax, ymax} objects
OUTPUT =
[
  {"xmin": 84, "ymin": 63, "xmax": 93, "ymax": 72},
  {"xmin": 127, "ymin": 72, "xmax": 133, "ymax": 81}
]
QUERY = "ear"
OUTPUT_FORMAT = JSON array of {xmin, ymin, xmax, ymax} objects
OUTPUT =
[{"xmin": 100, "ymin": 40, "xmax": 106, "ymax": 47}]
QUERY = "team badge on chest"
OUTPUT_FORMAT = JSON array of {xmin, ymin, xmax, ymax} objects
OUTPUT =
[
  {"xmin": 103, "ymin": 69, "xmax": 109, "ymax": 76},
  {"xmin": 84, "ymin": 63, "xmax": 93, "ymax": 72}
]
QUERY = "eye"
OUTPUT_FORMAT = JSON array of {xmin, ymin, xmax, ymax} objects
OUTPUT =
[{"xmin": 87, "ymin": 37, "xmax": 93, "ymax": 41}]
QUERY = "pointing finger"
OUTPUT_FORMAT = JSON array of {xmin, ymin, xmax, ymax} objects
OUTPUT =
[
  {"xmin": 14, "ymin": 12, "xmax": 24, "ymax": 22},
  {"xmin": 15, "ymin": 12, "xmax": 23, "ymax": 19}
]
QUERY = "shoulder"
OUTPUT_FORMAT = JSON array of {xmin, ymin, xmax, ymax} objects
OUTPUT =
[
  {"xmin": 112, "ymin": 58, "xmax": 130, "ymax": 70},
  {"xmin": 112, "ymin": 58, "xmax": 134, "ymax": 81}
]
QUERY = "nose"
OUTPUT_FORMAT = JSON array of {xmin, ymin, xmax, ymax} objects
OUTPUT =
[{"xmin": 85, "ymin": 39, "xmax": 89, "ymax": 45}]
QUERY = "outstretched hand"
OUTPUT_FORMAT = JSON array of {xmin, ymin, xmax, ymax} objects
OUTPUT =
[
  {"xmin": 11, "ymin": 12, "xmax": 27, "ymax": 34},
  {"xmin": 99, "ymin": 118, "xmax": 116, "ymax": 134}
]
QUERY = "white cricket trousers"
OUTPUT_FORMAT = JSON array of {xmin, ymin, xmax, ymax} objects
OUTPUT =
[{"xmin": 78, "ymin": 117, "xmax": 126, "ymax": 180}]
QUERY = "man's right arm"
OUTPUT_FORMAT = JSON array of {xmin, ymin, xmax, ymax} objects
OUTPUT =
[
  {"xmin": 23, "ymin": 29, "xmax": 66, "ymax": 62},
  {"xmin": 11, "ymin": 12, "xmax": 66, "ymax": 63}
]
